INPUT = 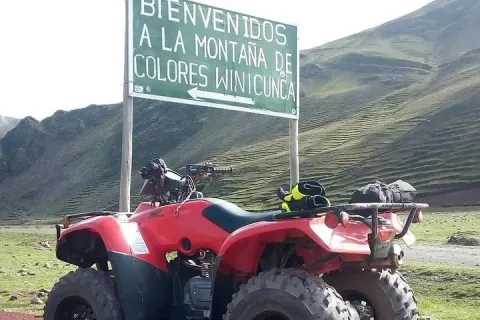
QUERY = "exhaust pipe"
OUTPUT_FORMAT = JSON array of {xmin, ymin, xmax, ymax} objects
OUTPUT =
[
  {"xmin": 388, "ymin": 244, "xmax": 405, "ymax": 269},
  {"xmin": 361, "ymin": 244, "xmax": 405, "ymax": 270}
]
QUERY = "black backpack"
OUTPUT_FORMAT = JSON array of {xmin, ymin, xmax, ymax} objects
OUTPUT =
[{"xmin": 350, "ymin": 179, "xmax": 417, "ymax": 204}]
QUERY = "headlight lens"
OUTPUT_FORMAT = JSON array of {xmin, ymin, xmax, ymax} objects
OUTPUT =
[{"xmin": 119, "ymin": 222, "xmax": 150, "ymax": 255}]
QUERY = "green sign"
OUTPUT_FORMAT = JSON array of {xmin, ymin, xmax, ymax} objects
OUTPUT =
[{"xmin": 128, "ymin": 0, "xmax": 299, "ymax": 119}]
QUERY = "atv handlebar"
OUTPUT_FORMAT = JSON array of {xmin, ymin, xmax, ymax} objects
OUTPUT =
[
  {"xmin": 213, "ymin": 167, "xmax": 234, "ymax": 174},
  {"xmin": 185, "ymin": 163, "xmax": 233, "ymax": 178}
]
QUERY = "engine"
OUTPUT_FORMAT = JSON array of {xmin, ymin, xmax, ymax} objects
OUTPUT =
[
  {"xmin": 179, "ymin": 250, "xmax": 217, "ymax": 320},
  {"xmin": 197, "ymin": 249, "xmax": 216, "ymax": 278}
]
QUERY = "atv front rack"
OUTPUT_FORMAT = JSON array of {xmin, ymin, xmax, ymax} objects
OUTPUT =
[
  {"xmin": 55, "ymin": 211, "xmax": 128, "ymax": 240},
  {"xmin": 272, "ymin": 202, "xmax": 429, "ymax": 240}
]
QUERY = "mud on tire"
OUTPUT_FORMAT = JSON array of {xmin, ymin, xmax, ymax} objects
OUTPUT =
[
  {"xmin": 323, "ymin": 269, "xmax": 418, "ymax": 320},
  {"xmin": 223, "ymin": 268, "xmax": 353, "ymax": 320},
  {"xmin": 43, "ymin": 268, "xmax": 123, "ymax": 320}
]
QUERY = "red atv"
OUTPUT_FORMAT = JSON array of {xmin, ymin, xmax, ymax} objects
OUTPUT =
[{"xmin": 44, "ymin": 159, "xmax": 428, "ymax": 320}]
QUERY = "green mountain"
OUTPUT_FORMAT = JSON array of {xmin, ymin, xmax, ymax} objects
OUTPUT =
[
  {"xmin": 0, "ymin": 115, "xmax": 20, "ymax": 139},
  {"xmin": 2, "ymin": 0, "xmax": 480, "ymax": 220}
]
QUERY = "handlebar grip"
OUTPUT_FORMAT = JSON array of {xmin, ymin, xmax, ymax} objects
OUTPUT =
[{"xmin": 214, "ymin": 167, "xmax": 233, "ymax": 173}]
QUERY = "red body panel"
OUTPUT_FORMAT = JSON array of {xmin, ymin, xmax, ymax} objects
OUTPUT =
[
  {"xmin": 130, "ymin": 200, "xmax": 230, "ymax": 257},
  {"xmin": 59, "ymin": 215, "xmax": 169, "ymax": 270},
  {"xmin": 60, "ymin": 216, "xmax": 131, "ymax": 254},
  {"xmin": 60, "ymin": 198, "xmax": 378, "ymax": 274},
  {"xmin": 60, "ymin": 200, "xmax": 230, "ymax": 271},
  {"xmin": 217, "ymin": 216, "xmax": 372, "ymax": 275},
  {"xmin": 219, "ymin": 218, "xmax": 371, "ymax": 256}
]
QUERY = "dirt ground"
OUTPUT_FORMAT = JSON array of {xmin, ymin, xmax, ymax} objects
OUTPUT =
[
  {"xmin": 0, "ymin": 312, "xmax": 39, "ymax": 320},
  {"xmin": 403, "ymin": 243, "xmax": 480, "ymax": 267}
]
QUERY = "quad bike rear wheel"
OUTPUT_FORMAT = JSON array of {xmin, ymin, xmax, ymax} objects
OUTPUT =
[
  {"xmin": 43, "ymin": 268, "xmax": 123, "ymax": 320},
  {"xmin": 323, "ymin": 269, "xmax": 418, "ymax": 320},
  {"xmin": 223, "ymin": 268, "xmax": 356, "ymax": 320}
]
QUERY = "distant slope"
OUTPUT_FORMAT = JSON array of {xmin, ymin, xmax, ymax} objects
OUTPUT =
[
  {"xmin": 1, "ymin": 0, "xmax": 480, "ymax": 219},
  {"xmin": 0, "ymin": 115, "xmax": 19, "ymax": 138}
]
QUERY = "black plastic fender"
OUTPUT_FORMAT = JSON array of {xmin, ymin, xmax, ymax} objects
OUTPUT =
[{"xmin": 108, "ymin": 251, "xmax": 172, "ymax": 320}]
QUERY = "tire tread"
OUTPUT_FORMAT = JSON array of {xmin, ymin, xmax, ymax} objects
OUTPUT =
[
  {"xmin": 43, "ymin": 268, "xmax": 123, "ymax": 320},
  {"xmin": 324, "ymin": 269, "xmax": 418, "ymax": 320},
  {"xmin": 223, "ymin": 268, "xmax": 354, "ymax": 320}
]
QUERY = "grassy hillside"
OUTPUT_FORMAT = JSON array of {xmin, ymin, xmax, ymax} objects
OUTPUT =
[{"xmin": 1, "ymin": 0, "xmax": 480, "ymax": 219}]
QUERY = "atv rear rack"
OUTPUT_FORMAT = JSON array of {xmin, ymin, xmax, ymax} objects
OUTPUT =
[{"xmin": 272, "ymin": 202, "xmax": 429, "ymax": 240}]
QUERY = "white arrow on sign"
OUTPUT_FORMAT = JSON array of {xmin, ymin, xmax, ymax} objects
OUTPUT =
[{"xmin": 188, "ymin": 87, "xmax": 255, "ymax": 105}]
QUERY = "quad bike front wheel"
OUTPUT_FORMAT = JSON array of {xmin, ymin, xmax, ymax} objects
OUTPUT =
[
  {"xmin": 323, "ymin": 269, "xmax": 418, "ymax": 320},
  {"xmin": 223, "ymin": 268, "xmax": 356, "ymax": 320},
  {"xmin": 43, "ymin": 268, "xmax": 123, "ymax": 320}
]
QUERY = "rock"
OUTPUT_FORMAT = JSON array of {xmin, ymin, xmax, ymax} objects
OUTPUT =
[
  {"xmin": 18, "ymin": 268, "xmax": 28, "ymax": 273},
  {"xmin": 35, "ymin": 262, "xmax": 40, "ymax": 266},
  {"xmin": 447, "ymin": 232, "xmax": 480, "ymax": 246},
  {"xmin": 27, "ymin": 271, "xmax": 37, "ymax": 276},
  {"xmin": 39, "ymin": 288, "xmax": 50, "ymax": 294},
  {"xmin": 37, "ymin": 292, "xmax": 47, "ymax": 298},
  {"xmin": 0, "ymin": 268, "xmax": 6, "ymax": 274},
  {"xmin": 9, "ymin": 295, "xmax": 19, "ymax": 301},
  {"xmin": 30, "ymin": 297, "xmax": 43, "ymax": 305},
  {"xmin": 42, "ymin": 263, "xmax": 52, "ymax": 269},
  {"xmin": 39, "ymin": 241, "xmax": 51, "ymax": 249}
]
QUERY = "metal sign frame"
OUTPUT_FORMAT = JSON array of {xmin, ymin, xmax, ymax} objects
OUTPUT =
[{"xmin": 119, "ymin": 0, "xmax": 300, "ymax": 212}]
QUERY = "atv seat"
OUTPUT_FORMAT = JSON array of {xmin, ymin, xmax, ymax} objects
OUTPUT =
[{"xmin": 202, "ymin": 198, "xmax": 280, "ymax": 233}]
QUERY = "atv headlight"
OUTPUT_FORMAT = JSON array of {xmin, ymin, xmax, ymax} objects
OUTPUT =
[{"xmin": 119, "ymin": 222, "xmax": 150, "ymax": 255}]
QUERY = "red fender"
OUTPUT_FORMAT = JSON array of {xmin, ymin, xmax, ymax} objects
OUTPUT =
[
  {"xmin": 58, "ymin": 215, "xmax": 167, "ymax": 270},
  {"xmin": 218, "ymin": 217, "xmax": 371, "ymax": 274}
]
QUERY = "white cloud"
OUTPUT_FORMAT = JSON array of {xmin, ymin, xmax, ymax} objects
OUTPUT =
[{"xmin": 0, "ymin": 0, "xmax": 434, "ymax": 120}]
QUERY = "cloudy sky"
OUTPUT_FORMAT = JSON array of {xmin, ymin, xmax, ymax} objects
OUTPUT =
[{"xmin": 0, "ymin": 0, "xmax": 434, "ymax": 120}]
